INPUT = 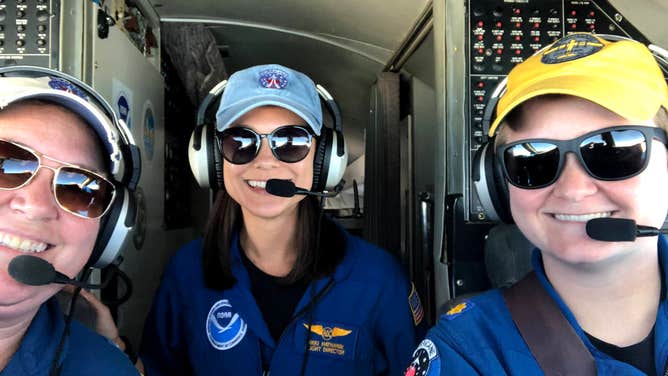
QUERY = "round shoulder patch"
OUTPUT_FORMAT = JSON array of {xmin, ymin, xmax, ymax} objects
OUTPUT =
[
  {"xmin": 259, "ymin": 68, "xmax": 289, "ymax": 89},
  {"xmin": 206, "ymin": 299, "xmax": 247, "ymax": 350},
  {"xmin": 541, "ymin": 33, "xmax": 605, "ymax": 64},
  {"xmin": 405, "ymin": 339, "xmax": 441, "ymax": 376}
]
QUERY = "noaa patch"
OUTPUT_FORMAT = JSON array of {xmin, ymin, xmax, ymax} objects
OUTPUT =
[
  {"xmin": 206, "ymin": 299, "xmax": 247, "ymax": 350},
  {"xmin": 48, "ymin": 77, "xmax": 89, "ymax": 100},
  {"xmin": 541, "ymin": 33, "xmax": 604, "ymax": 64},
  {"xmin": 259, "ymin": 68, "xmax": 288, "ymax": 89},
  {"xmin": 444, "ymin": 300, "xmax": 474, "ymax": 321},
  {"xmin": 405, "ymin": 339, "xmax": 441, "ymax": 376}
]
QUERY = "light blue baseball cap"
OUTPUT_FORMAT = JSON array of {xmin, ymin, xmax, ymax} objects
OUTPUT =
[{"xmin": 215, "ymin": 64, "xmax": 323, "ymax": 135}]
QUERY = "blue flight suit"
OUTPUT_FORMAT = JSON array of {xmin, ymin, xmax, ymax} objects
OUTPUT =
[
  {"xmin": 141, "ymin": 224, "xmax": 424, "ymax": 375},
  {"xmin": 407, "ymin": 235, "xmax": 668, "ymax": 376},
  {"xmin": 1, "ymin": 297, "xmax": 138, "ymax": 375}
]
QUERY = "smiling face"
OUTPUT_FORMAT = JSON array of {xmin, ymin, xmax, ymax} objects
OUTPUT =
[
  {"xmin": 0, "ymin": 102, "xmax": 103, "ymax": 320},
  {"xmin": 505, "ymin": 96, "xmax": 668, "ymax": 267},
  {"xmin": 222, "ymin": 106, "xmax": 315, "ymax": 222}
]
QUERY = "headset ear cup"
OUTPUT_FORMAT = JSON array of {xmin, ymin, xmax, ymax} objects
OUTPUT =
[
  {"xmin": 206, "ymin": 124, "xmax": 224, "ymax": 191},
  {"xmin": 89, "ymin": 187, "xmax": 135, "ymax": 268},
  {"xmin": 312, "ymin": 128, "xmax": 330, "ymax": 192},
  {"xmin": 473, "ymin": 141, "xmax": 513, "ymax": 223}
]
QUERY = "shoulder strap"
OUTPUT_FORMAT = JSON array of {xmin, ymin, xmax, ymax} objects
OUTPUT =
[{"xmin": 502, "ymin": 271, "xmax": 597, "ymax": 376}]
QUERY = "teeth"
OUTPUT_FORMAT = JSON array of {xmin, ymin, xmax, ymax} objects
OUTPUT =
[
  {"xmin": 0, "ymin": 231, "xmax": 49, "ymax": 253},
  {"xmin": 553, "ymin": 212, "xmax": 612, "ymax": 222},
  {"xmin": 247, "ymin": 180, "xmax": 267, "ymax": 189}
]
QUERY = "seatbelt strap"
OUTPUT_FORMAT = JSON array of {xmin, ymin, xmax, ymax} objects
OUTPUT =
[{"xmin": 503, "ymin": 271, "xmax": 597, "ymax": 376}]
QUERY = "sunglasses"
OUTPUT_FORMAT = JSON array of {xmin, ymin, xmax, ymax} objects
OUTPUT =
[
  {"xmin": 497, "ymin": 125, "xmax": 668, "ymax": 189},
  {"xmin": 217, "ymin": 125, "xmax": 313, "ymax": 164},
  {"xmin": 0, "ymin": 139, "xmax": 116, "ymax": 219}
]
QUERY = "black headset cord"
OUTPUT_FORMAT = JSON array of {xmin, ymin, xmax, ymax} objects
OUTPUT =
[
  {"xmin": 48, "ymin": 268, "xmax": 91, "ymax": 376},
  {"xmin": 299, "ymin": 196, "xmax": 326, "ymax": 376}
]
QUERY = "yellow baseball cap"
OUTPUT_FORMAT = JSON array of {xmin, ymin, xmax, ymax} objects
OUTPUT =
[{"xmin": 488, "ymin": 33, "xmax": 668, "ymax": 137}]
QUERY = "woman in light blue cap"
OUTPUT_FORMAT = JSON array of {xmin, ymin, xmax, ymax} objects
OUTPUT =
[{"xmin": 134, "ymin": 64, "xmax": 426, "ymax": 375}]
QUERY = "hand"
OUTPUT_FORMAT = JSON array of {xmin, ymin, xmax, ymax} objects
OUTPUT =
[{"xmin": 61, "ymin": 285, "xmax": 125, "ymax": 350}]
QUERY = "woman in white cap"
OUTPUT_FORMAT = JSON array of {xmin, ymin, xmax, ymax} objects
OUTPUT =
[
  {"xmin": 0, "ymin": 69, "xmax": 139, "ymax": 375},
  {"xmin": 125, "ymin": 64, "xmax": 423, "ymax": 375}
]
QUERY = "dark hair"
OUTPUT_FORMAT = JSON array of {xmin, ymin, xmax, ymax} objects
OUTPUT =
[{"xmin": 202, "ymin": 190, "xmax": 346, "ymax": 290}]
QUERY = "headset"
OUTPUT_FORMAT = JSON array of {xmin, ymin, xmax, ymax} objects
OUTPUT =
[
  {"xmin": 473, "ymin": 34, "xmax": 668, "ymax": 224},
  {"xmin": 188, "ymin": 79, "xmax": 348, "ymax": 192},
  {"xmin": 0, "ymin": 65, "xmax": 141, "ymax": 269}
]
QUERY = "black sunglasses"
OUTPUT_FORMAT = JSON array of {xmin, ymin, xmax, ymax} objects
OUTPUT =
[
  {"xmin": 217, "ymin": 125, "xmax": 313, "ymax": 164},
  {"xmin": 497, "ymin": 125, "xmax": 668, "ymax": 189},
  {"xmin": 0, "ymin": 139, "xmax": 116, "ymax": 219}
]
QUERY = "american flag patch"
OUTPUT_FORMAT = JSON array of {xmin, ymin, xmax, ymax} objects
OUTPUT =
[{"xmin": 409, "ymin": 283, "xmax": 423, "ymax": 325}]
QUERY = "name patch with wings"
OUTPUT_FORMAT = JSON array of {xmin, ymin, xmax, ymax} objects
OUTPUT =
[{"xmin": 300, "ymin": 321, "xmax": 359, "ymax": 359}]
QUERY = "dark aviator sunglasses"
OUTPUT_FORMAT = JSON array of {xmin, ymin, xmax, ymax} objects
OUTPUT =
[
  {"xmin": 217, "ymin": 125, "xmax": 314, "ymax": 165},
  {"xmin": 497, "ymin": 125, "xmax": 668, "ymax": 189},
  {"xmin": 0, "ymin": 139, "xmax": 116, "ymax": 219}
]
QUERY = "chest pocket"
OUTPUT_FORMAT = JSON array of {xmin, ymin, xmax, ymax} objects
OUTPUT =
[{"xmin": 293, "ymin": 320, "xmax": 373, "ymax": 362}]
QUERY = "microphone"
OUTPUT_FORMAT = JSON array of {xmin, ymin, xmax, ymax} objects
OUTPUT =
[
  {"xmin": 265, "ymin": 179, "xmax": 340, "ymax": 198},
  {"xmin": 8, "ymin": 255, "xmax": 102, "ymax": 288},
  {"xmin": 585, "ymin": 218, "xmax": 662, "ymax": 242}
]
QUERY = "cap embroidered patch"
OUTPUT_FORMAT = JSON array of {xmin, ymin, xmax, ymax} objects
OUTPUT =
[
  {"xmin": 404, "ymin": 339, "xmax": 441, "ymax": 376},
  {"xmin": 541, "ymin": 33, "xmax": 604, "ymax": 64},
  {"xmin": 444, "ymin": 301, "xmax": 474, "ymax": 321},
  {"xmin": 259, "ymin": 68, "xmax": 288, "ymax": 89},
  {"xmin": 48, "ymin": 77, "xmax": 89, "ymax": 100},
  {"xmin": 409, "ymin": 283, "xmax": 424, "ymax": 325}
]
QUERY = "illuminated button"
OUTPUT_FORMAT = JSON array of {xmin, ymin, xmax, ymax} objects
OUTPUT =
[
  {"xmin": 534, "ymin": 36, "xmax": 540, "ymax": 42},
  {"xmin": 513, "ymin": 8, "xmax": 521, "ymax": 15},
  {"xmin": 589, "ymin": 24, "xmax": 595, "ymax": 30},
  {"xmin": 476, "ymin": 81, "xmax": 484, "ymax": 88},
  {"xmin": 496, "ymin": 48, "xmax": 503, "ymax": 55},
  {"xmin": 515, "ymin": 49, "xmax": 522, "ymax": 55},
  {"xmin": 477, "ymin": 48, "xmax": 484, "ymax": 54},
  {"xmin": 570, "ymin": 10, "xmax": 577, "ymax": 16},
  {"xmin": 477, "ymin": 21, "xmax": 484, "ymax": 27},
  {"xmin": 515, "ymin": 22, "xmax": 521, "ymax": 28},
  {"xmin": 495, "ymin": 21, "xmax": 502, "ymax": 28},
  {"xmin": 533, "ymin": 22, "xmax": 540, "ymax": 28},
  {"xmin": 496, "ymin": 35, "xmax": 502, "ymax": 42},
  {"xmin": 571, "ymin": 23, "xmax": 578, "ymax": 29},
  {"xmin": 515, "ymin": 35, "xmax": 521, "ymax": 41},
  {"xmin": 36, "ymin": 10, "xmax": 49, "ymax": 22},
  {"xmin": 477, "ymin": 96, "xmax": 484, "ymax": 102},
  {"xmin": 477, "ymin": 35, "xmax": 483, "ymax": 41},
  {"xmin": 589, "ymin": 11, "xmax": 595, "ymax": 17}
]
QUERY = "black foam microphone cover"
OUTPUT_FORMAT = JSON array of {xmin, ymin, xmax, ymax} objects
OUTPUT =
[
  {"xmin": 8, "ymin": 255, "xmax": 58, "ymax": 286},
  {"xmin": 266, "ymin": 179, "xmax": 297, "ymax": 197},
  {"xmin": 586, "ymin": 218, "xmax": 637, "ymax": 242}
]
